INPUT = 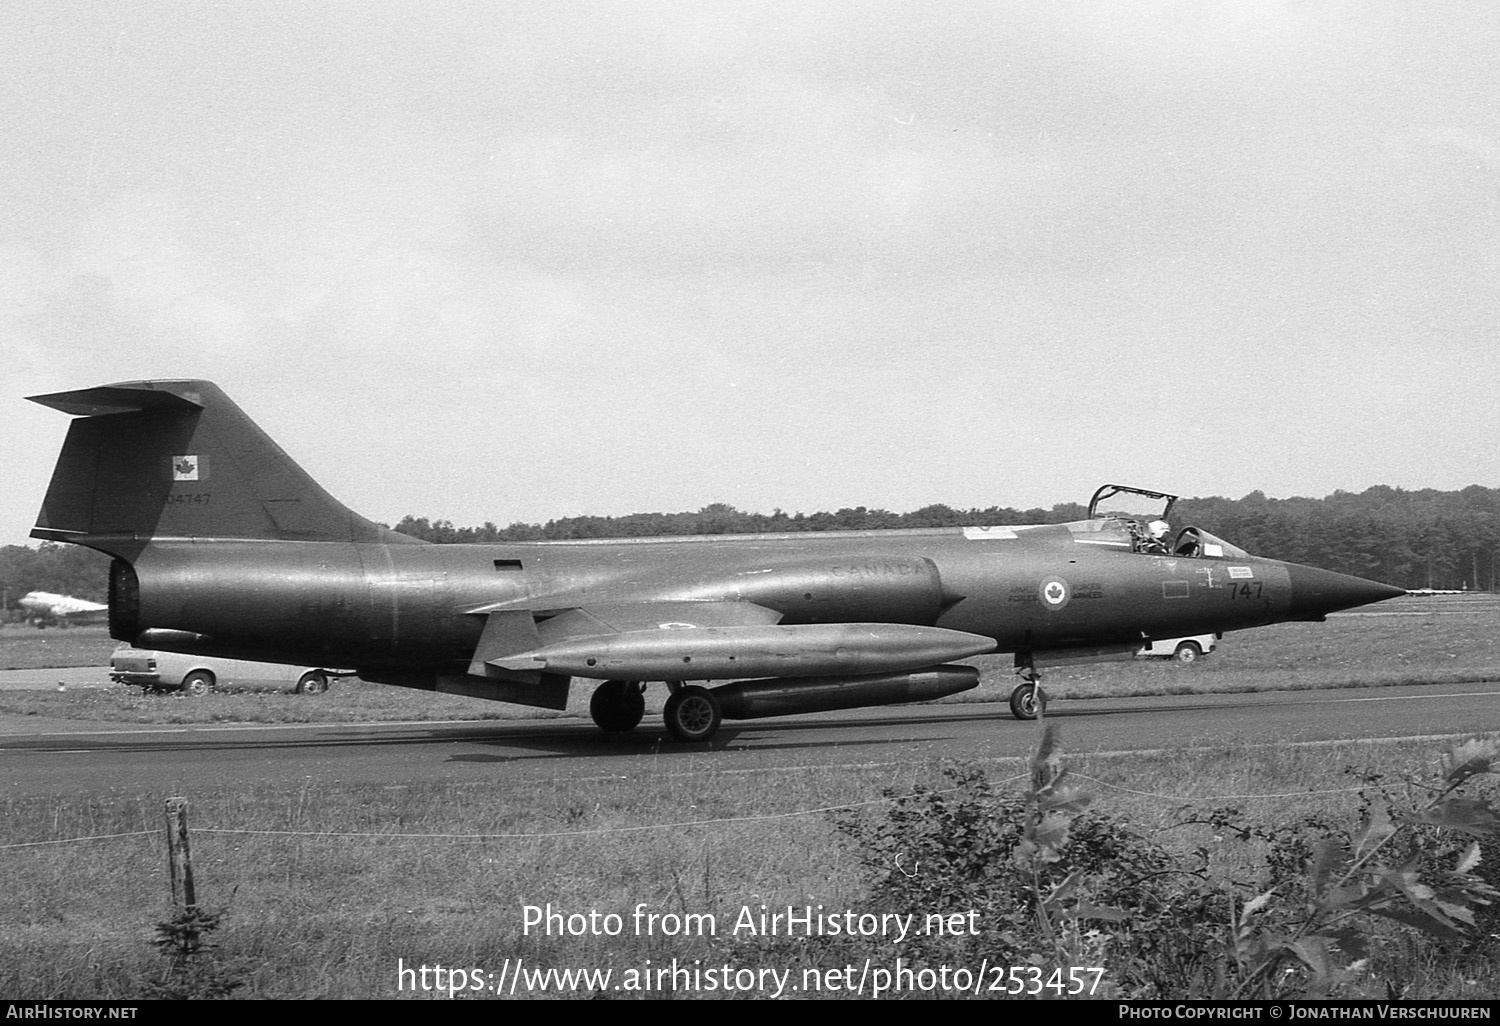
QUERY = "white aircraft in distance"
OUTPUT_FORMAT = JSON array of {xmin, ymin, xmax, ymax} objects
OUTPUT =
[{"xmin": 17, "ymin": 591, "xmax": 108, "ymax": 628}]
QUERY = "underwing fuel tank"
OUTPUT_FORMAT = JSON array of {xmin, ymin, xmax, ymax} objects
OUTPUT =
[
  {"xmin": 713, "ymin": 664, "xmax": 980, "ymax": 720},
  {"xmin": 495, "ymin": 623, "xmax": 997, "ymax": 681}
]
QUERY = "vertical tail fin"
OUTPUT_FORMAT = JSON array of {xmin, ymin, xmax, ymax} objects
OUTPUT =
[{"xmin": 30, "ymin": 379, "xmax": 418, "ymax": 558}]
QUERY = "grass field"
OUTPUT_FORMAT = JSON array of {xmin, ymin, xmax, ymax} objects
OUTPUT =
[
  {"xmin": 1, "ymin": 595, "xmax": 1497, "ymax": 999},
  {"xmin": 3, "ymin": 737, "xmax": 1497, "ymax": 999},
  {"xmin": 0, "ymin": 623, "xmax": 118, "ymax": 671}
]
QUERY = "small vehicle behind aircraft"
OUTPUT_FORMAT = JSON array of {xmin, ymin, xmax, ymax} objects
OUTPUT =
[
  {"xmin": 1136, "ymin": 634, "xmax": 1219, "ymax": 663},
  {"xmin": 109, "ymin": 645, "xmax": 351, "ymax": 696}
]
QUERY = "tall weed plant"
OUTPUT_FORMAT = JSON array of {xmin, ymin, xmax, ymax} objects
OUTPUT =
[{"xmin": 837, "ymin": 726, "xmax": 1500, "ymax": 999}]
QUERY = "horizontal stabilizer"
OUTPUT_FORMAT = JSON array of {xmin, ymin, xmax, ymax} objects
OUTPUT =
[{"xmin": 29, "ymin": 383, "xmax": 204, "ymax": 417}]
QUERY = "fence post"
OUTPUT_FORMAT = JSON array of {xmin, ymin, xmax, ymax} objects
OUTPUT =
[{"xmin": 164, "ymin": 796, "xmax": 197, "ymax": 908}]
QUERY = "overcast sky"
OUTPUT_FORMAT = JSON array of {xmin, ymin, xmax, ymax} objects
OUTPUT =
[{"xmin": 4, "ymin": 2, "xmax": 1496, "ymax": 546}]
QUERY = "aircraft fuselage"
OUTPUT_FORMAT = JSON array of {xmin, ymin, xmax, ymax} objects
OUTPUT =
[{"xmin": 118, "ymin": 526, "xmax": 1328, "ymax": 674}]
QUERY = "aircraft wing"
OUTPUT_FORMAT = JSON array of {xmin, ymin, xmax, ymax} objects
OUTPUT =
[
  {"xmin": 466, "ymin": 599, "xmax": 780, "ymax": 677},
  {"xmin": 537, "ymin": 600, "xmax": 786, "ymax": 638}
]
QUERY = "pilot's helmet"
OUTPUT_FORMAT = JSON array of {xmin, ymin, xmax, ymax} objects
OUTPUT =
[{"xmin": 1147, "ymin": 519, "xmax": 1170, "ymax": 539}]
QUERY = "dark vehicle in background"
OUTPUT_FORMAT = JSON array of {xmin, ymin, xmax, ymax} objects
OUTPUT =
[{"xmin": 109, "ymin": 645, "xmax": 351, "ymax": 695}]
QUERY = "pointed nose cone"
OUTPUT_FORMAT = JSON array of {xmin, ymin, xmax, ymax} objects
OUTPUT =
[{"xmin": 1284, "ymin": 563, "xmax": 1406, "ymax": 620}]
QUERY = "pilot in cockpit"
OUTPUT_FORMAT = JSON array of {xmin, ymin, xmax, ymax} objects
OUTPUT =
[{"xmin": 1142, "ymin": 519, "xmax": 1172, "ymax": 554}]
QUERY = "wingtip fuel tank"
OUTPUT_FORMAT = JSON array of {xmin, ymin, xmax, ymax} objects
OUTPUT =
[{"xmin": 493, "ymin": 623, "xmax": 998, "ymax": 680}]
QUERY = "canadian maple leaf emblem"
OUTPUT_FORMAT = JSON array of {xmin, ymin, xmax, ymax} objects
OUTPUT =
[{"xmin": 175, "ymin": 457, "xmax": 196, "ymax": 476}]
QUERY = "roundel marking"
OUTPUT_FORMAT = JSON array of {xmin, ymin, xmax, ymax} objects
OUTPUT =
[{"xmin": 1038, "ymin": 576, "xmax": 1071, "ymax": 611}]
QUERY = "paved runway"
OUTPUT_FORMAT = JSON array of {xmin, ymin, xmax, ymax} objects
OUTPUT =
[{"xmin": 2, "ymin": 680, "xmax": 1497, "ymax": 796}]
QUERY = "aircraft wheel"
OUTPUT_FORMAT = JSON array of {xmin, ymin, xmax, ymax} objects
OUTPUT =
[
  {"xmin": 182, "ymin": 671, "xmax": 215, "ymax": 697},
  {"xmin": 1173, "ymin": 641, "xmax": 1202, "ymax": 664},
  {"xmin": 1008, "ymin": 683, "xmax": 1046, "ymax": 720},
  {"xmin": 663, "ymin": 686, "xmax": 721, "ymax": 743},
  {"xmin": 590, "ymin": 680, "xmax": 646, "ymax": 733},
  {"xmin": 296, "ymin": 670, "xmax": 330, "ymax": 694}
]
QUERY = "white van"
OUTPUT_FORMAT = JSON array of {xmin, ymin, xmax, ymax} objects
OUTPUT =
[
  {"xmin": 109, "ymin": 645, "xmax": 351, "ymax": 695},
  {"xmin": 1136, "ymin": 634, "xmax": 1220, "ymax": 664}
]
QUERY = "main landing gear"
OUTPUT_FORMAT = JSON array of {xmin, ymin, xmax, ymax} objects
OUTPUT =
[
  {"xmin": 588, "ymin": 680, "xmax": 646, "ymax": 733},
  {"xmin": 588, "ymin": 679, "xmax": 724, "ymax": 742},
  {"xmin": 662, "ymin": 683, "xmax": 722, "ymax": 743},
  {"xmin": 1008, "ymin": 662, "xmax": 1048, "ymax": 721}
]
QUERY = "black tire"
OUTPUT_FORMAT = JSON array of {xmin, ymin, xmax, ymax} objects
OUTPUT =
[
  {"xmin": 295, "ymin": 670, "xmax": 330, "ymax": 694},
  {"xmin": 182, "ymin": 670, "xmax": 215, "ymax": 697},
  {"xmin": 1173, "ymin": 642, "xmax": 1202, "ymax": 664},
  {"xmin": 663, "ymin": 686, "xmax": 722, "ymax": 743},
  {"xmin": 589, "ymin": 680, "xmax": 645, "ymax": 733},
  {"xmin": 1008, "ymin": 683, "xmax": 1046, "ymax": 720}
]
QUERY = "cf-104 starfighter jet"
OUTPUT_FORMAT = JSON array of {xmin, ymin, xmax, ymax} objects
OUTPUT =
[{"xmin": 29, "ymin": 381, "xmax": 1404, "ymax": 742}]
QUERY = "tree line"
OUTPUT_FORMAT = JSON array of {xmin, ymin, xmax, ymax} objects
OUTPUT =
[
  {"xmin": 393, "ymin": 483, "xmax": 1500, "ymax": 592},
  {"xmin": 4, "ymin": 484, "xmax": 1497, "ymax": 613},
  {"xmin": 0, "ymin": 542, "xmax": 113, "ymax": 614}
]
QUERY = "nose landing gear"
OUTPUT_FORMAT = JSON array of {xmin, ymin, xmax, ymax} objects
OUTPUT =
[{"xmin": 1008, "ymin": 662, "xmax": 1047, "ymax": 721}]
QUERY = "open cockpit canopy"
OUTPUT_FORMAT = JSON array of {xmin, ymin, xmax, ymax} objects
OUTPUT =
[
  {"xmin": 1073, "ymin": 484, "xmax": 1178, "ymax": 552},
  {"xmin": 1076, "ymin": 484, "xmax": 1249, "ymax": 559},
  {"xmin": 1087, "ymin": 484, "xmax": 1177, "ymax": 524}
]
